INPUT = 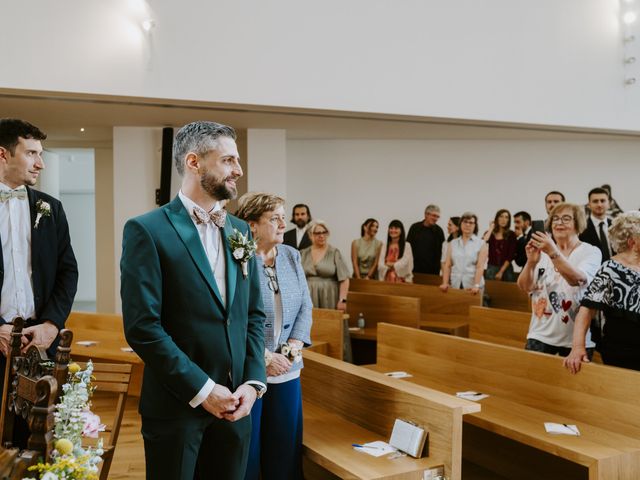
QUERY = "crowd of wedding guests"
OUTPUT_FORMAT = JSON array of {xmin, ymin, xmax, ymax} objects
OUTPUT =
[{"xmin": 280, "ymin": 189, "xmax": 640, "ymax": 379}]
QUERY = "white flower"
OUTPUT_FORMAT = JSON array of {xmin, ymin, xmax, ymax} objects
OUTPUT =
[
  {"xmin": 81, "ymin": 410, "xmax": 105, "ymax": 438},
  {"xmin": 42, "ymin": 472, "xmax": 59, "ymax": 480},
  {"xmin": 233, "ymin": 247, "xmax": 245, "ymax": 260}
]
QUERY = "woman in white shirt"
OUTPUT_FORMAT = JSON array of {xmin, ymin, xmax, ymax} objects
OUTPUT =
[
  {"xmin": 517, "ymin": 203, "xmax": 601, "ymax": 357},
  {"xmin": 378, "ymin": 220, "xmax": 414, "ymax": 283},
  {"xmin": 440, "ymin": 212, "xmax": 487, "ymax": 295}
]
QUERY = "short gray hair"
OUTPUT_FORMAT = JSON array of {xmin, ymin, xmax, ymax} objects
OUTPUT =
[
  {"xmin": 425, "ymin": 204, "xmax": 440, "ymax": 215},
  {"xmin": 609, "ymin": 211, "xmax": 640, "ymax": 253},
  {"xmin": 173, "ymin": 121, "xmax": 236, "ymax": 176},
  {"xmin": 236, "ymin": 192, "xmax": 285, "ymax": 222}
]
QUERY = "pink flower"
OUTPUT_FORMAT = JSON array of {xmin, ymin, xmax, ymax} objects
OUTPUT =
[{"xmin": 81, "ymin": 410, "xmax": 105, "ymax": 438}]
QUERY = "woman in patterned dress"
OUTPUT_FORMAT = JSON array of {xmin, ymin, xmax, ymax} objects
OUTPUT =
[{"xmin": 564, "ymin": 210, "xmax": 640, "ymax": 373}]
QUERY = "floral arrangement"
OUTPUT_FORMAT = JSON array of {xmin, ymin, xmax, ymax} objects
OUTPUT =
[
  {"xmin": 25, "ymin": 361, "xmax": 105, "ymax": 480},
  {"xmin": 229, "ymin": 228, "xmax": 257, "ymax": 278},
  {"xmin": 279, "ymin": 343, "xmax": 302, "ymax": 364},
  {"xmin": 34, "ymin": 200, "xmax": 51, "ymax": 229}
]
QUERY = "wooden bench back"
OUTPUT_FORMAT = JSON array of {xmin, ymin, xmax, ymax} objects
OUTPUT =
[
  {"xmin": 350, "ymin": 278, "xmax": 481, "ymax": 319},
  {"xmin": 413, "ymin": 274, "xmax": 532, "ymax": 312},
  {"xmin": 467, "ymin": 306, "xmax": 530, "ymax": 348},
  {"xmin": 483, "ymin": 279, "xmax": 531, "ymax": 311},
  {"xmin": 67, "ymin": 311, "xmax": 124, "ymax": 332},
  {"xmin": 309, "ymin": 308, "xmax": 344, "ymax": 360},
  {"xmin": 346, "ymin": 291, "xmax": 420, "ymax": 329},
  {"xmin": 302, "ymin": 350, "xmax": 479, "ymax": 480},
  {"xmin": 376, "ymin": 323, "xmax": 640, "ymax": 439}
]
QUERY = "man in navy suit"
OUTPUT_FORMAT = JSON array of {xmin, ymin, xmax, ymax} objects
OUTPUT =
[
  {"xmin": 579, "ymin": 187, "xmax": 614, "ymax": 262},
  {"xmin": 0, "ymin": 119, "xmax": 78, "ymax": 367},
  {"xmin": 283, "ymin": 204, "xmax": 312, "ymax": 250}
]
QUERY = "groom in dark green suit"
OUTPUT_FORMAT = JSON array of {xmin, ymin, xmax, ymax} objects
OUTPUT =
[{"xmin": 120, "ymin": 121, "xmax": 267, "ymax": 480}]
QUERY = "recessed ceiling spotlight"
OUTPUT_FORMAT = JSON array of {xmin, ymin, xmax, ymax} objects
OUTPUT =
[
  {"xmin": 80, "ymin": 128, "xmax": 85, "ymax": 132},
  {"xmin": 141, "ymin": 19, "xmax": 155, "ymax": 32},
  {"xmin": 623, "ymin": 11, "xmax": 637, "ymax": 24}
]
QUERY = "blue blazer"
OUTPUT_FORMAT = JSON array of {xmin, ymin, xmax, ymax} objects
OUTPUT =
[{"xmin": 256, "ymin": 245, "xmax": 312, "ymax": 375}]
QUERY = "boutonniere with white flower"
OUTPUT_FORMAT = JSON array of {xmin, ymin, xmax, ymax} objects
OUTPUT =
[
  {"xmin": 34, "ymin": 199, "xmax": 51, "ymax": 229},
  {"xmin": 228, "ymin": 228, "xmax": 257, "ymax": 278},
  {"xmin": 279, "ymin": 343, "xmax": 302, "ymax": 363}
]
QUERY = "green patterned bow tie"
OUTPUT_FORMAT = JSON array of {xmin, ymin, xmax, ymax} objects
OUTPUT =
[{"xmin": 0, "ymin": 187, "xmax": 27, "ymax": 202}]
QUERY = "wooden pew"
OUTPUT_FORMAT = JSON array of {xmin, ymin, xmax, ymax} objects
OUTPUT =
[
  {"xmin": 309, "ymin": 308, "xmax": 345, "ymax": 360},
  {"xmin": 349, "ymin": 278, "xmax": 481, "ymax": 321},
  {"xmin": 413, "ymin": 273, "xmax": 532, "ymax": 312},
  {"xmin": 66, "ymin": 312, "xmax": 143, "ymax": 396},
  {"xmin": 301, "ymin": 350, "xmax": 480, "ymax": 480},
  {"xmin": 467, "ymin": 305, "xmax": 530, "ymax": 349},
  {"xmin": 483, "ymin": 279, "xmax": 531, "ymax": 311},
  {"xmin": 372, "ymin": 323, "xmax": 640, "ymax": 480}
]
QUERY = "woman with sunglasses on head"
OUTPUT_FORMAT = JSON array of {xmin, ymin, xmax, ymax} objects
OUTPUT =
[
  {"xmin": 236, "ymin": 193, "xmax": 313, "ymax": 480},
  {"xmin": 301, "ymin": 220, "xmax": 350, "ymax": 311},
  {"xmin": 517, "ymin": 203, "xmax": 601, "ymax": 358},
  {"xmin": 378, "ymin": 220, "xmax": 414, "ymax": 283}
]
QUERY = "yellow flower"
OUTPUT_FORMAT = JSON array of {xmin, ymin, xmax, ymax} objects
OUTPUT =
[
  {"xmin": 68, "ymin": 363, "xmax": 81, "ymax": 374},
  {"xmin": 55, "ymin": 438, "xmax": 74, "ymax": 455}
]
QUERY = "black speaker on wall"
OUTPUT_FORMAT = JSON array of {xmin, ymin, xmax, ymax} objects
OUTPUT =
[{"xmin": 156, "ymin": 127, "xmax": 174, "ymax": 206}]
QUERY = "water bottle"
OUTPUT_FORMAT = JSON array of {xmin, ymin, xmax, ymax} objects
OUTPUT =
[{"xmin": 357, "ymin": 312, "xmax": 365, "ymax": 329}]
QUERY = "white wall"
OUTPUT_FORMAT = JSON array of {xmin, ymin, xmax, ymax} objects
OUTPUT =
[
  {"xmin": 113, "ymin": 127, "xmax": 162, "ymax": 311},
  {"xmin": 247, "ymin": 129, "xmax": 287, "ymax": 194},
  {"xmin": 2, "ymin": 1, "xmax": 638, "ymax": 131},
  {"xmin": 286, "ymin": 139, "xmax": 640, "ymax": 270}
]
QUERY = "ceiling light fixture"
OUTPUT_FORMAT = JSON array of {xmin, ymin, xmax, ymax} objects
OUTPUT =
[
  {"xmin": 141, "ymin": 19, "xmax": 155, "ymax": 32},
  {"xmin": 623, "ymin": 11, "xmax": 638, "ymax": 24}
]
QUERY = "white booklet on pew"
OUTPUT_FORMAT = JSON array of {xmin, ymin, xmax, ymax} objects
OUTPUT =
[
  {"xmin": 456, "ymin": 391, "xmax": 489, "ymax": 401},
  {"xmin": 544, "ymin": 422, "xmax": 580, "ymax": 436},
  {"xmin": 352, "ymin": 441, "xmax": 396, "ymax": 457}
]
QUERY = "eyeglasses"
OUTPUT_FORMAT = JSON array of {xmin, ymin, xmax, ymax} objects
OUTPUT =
[
  {"xmin": 461, "ymin": 220, "xmax": 476, "ymax": 225},
  {"xmin": 551, "ymin": 215, "xmax": 573, "ymax": 225},
  {"xmin": 313, "ymin": 230, "xmax": 329, "ymax": 236},
  {"xmin": 263, "ymin": 266, "xmax": 279, "ymax": 294}
]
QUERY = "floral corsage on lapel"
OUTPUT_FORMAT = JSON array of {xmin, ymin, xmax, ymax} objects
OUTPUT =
[
  {"xmin": 229, "ymin": 228, "xmax": 257, "ymax": 278},
  {"xmin": 34, "ymin": 199, "xmax": 51, "ymax": 229}
]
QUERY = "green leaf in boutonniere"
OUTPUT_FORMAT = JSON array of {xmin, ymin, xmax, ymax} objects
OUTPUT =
[
  {"xmin": 34, "ymin": 199, "xmax": 52, "ymax": 229},
  {"xmin": 228, "ymin": 228, "xmax": 257, "ymax": 278}
]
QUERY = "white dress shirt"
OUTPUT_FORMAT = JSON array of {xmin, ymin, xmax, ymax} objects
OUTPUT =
[
  {"xmin": 295, "ymin": 226, "xmax": 306, "ymax": 248},
  {"xmin": 591, "ymin": 214, "xmax": 611, "ymax": 252},
  {"xmin": 0, "ymin": 182, "xmax": 36, "ymax": 322}
]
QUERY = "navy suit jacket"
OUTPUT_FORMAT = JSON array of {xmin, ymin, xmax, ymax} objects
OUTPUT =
[
  {"xmin": 0, "ymin": 187, "xmax": 78, "ymax": 331},
  {"xmin": 283, "ymin": 228, "xmax": 311, "ymax": 250},
  {"xmin": 579, "ymin": 217, "xmax": 614, "ymax": 262}
]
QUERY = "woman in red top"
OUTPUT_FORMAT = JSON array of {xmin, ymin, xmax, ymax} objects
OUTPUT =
[{"xmin": 483, "ymin": 209, "xmax": 518, "ymax": 282}]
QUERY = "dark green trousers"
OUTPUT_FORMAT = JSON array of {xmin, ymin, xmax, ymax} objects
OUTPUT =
[{"xmin": 141, "ymin": 414, "xmax": 251, "ymax": 480}]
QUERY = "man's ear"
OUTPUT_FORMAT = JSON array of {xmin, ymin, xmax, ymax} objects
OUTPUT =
[
  {"xmin": 0, "ymin": 146, "xmax": 9, "ymax": 163},
  {"xmin": 185, "ymin": 152, "xmax": 199, "ymax": 173}
]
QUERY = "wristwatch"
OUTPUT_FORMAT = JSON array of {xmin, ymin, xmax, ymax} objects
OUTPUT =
[{"xmin": 249, "ymin": 383, "xmax": 266, "ymax": 399}]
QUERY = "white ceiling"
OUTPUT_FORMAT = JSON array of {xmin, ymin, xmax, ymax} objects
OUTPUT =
[{"xmin": 1, "ymin": 89, "xmax": 639, "ymax": 144}]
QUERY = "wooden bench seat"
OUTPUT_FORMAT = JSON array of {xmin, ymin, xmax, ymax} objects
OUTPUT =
[
  {"xmin": 467, "ymin": 305, "xmax": 530, "ymax": 349},
  {"xmin": 372, "ymin": 323, "xmax": 640, "ymax": 480},
  {"xmin": 301, "ymin": 350, "xmax": 479, "ymax": 480}
]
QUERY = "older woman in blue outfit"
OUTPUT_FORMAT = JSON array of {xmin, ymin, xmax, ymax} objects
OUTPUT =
[{"xmin": 237, "ymin": 192, "xmax": 313, "ymax": 480}]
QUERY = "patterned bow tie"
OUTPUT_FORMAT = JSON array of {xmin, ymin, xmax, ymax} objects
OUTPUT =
[
  {"xmin": 0, "ymin": 187, "xmax": 27, "ymax": 202},
  {"xmin": 192, "ymin": 206, "xmax": 227, "ymax": 228}
]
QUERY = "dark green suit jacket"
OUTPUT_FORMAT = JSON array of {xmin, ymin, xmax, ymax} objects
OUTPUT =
[{"xmin": 120, "ymin": 196, "xmax": 266, "ymax": 419}]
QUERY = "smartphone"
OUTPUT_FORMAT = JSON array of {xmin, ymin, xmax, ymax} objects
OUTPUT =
[{"xmin": 531, "ymin": 220, "xmax": 545, "ymax": 234}]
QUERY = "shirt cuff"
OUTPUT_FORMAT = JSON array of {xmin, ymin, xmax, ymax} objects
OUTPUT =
[
  {"xmin": 189, "ymin": 378, "xmax": 215, "ymax": 408},
  {"xmin": 244, "ymin": 380, "xmax": 267, "ymax": 391}
]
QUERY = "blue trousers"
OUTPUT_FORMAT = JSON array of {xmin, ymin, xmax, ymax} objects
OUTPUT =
[{"xmin": 245, "ymin": 377, "xmax": 303, "ymax": 480}]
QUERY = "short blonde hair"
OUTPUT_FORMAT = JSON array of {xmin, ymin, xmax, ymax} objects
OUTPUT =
[
  {"xmin": 235, "ymin": 192, "xmax": 285, "ymax": 222},
  {"xmin": 609, "ymin": 210, "xmax": 640, "ymax": 253},
  {"xmin": 546, "ymin": 202, "xmax": 587, "ymax": 234},
  {"xmin": 308, "ymin": 220, "xmax": 330, "ymax": 236}
]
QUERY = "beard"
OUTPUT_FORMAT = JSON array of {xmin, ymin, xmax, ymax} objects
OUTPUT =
[
  {"xmin": 200, "ymin": 168, "xmax": 236, "ymax": 200},
  {"xmin": 294, "ymin": 218, "xmax": 309, "ymax": 229}
]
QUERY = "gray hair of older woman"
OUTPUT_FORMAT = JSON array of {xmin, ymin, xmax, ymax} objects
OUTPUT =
[
  {"xmin": 609, "ymin": 210, "xmax": 640, "ymax": 253},
  {"xmin": 307, "ymin": 220, "xmax": 331, "ymax": 236},
  {"xmin": 235, "ymin": 192, "xmax": 285, "ymax": 222}
]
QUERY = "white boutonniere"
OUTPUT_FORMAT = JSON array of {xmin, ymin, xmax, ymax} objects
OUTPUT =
[
  {"xmin": 228, "ymin": 228, "xmax": 257, "ymax": 278},
  {"xmin": 34, "ymin": 200, "xmax": 51, "ymax": 229}
]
